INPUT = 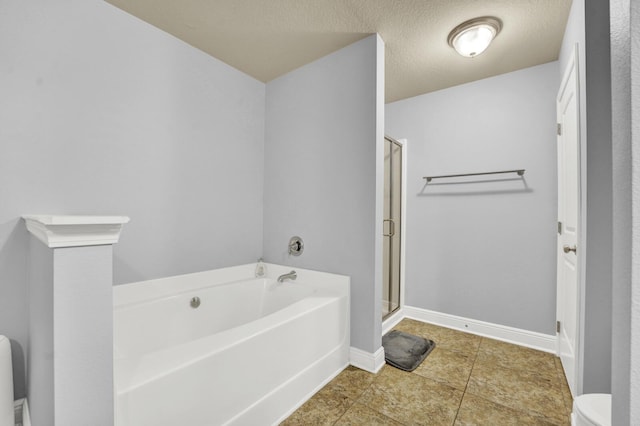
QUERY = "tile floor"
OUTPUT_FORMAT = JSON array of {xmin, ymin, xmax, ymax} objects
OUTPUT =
[{"xmin": 281, "ymin": 319, "xmax": 573, "ymax": 425}]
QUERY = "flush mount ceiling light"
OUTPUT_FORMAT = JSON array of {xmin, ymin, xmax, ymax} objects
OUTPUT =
[{"xmin": 447, "ymin": 16, "xmax": 502, "ymax": 58}]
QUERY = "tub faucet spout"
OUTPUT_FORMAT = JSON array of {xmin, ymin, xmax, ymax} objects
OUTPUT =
[{"xmin": 277, "ymin": 270, "xmax": 297, "ymax": 283}]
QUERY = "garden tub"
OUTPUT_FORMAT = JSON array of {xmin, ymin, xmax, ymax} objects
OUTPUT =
[{"xmin": 113, "ymin": 263, "xmax": 349, "ymax": 425}]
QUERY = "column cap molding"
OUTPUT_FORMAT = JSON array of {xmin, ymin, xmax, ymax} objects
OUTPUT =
[{"xmin": 22, "ymin": 215, "xmax": 130, "ymax": 248}]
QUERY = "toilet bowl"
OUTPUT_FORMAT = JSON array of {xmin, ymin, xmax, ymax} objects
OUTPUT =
[{"xmin": 572, "ymin": 393, "xmax": 611, "ymax": 426}]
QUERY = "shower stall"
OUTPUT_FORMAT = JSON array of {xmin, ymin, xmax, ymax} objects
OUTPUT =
[{"xmin": 383, "ymin": 136, "xmax": 403, "ymax": 319}]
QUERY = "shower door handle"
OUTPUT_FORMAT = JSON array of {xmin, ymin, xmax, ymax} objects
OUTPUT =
[{"xmin": 383, "ymin": 219, "xmax": 395, "ymax": 237}]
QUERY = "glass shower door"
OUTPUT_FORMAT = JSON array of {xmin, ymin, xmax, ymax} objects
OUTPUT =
[{"xmin": 383, "ymin": 137, "xmax": 402, "ymax": 320}]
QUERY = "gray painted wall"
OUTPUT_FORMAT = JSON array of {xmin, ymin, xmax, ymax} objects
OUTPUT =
[
  {"xmin": 559, "ymin": 0, "xmax": 613, "ymax": 394},
  {"xmin": 386, "ymin": 62, "xmax": 559, "ymax": 334},
  {"xmin": 0, "ymin": 0, "xmax": 265, "ymax": 398},
  {"xmin": 263, "ymin": 35, "xmax": 384, "ymax": 353},
  {"xmin": 611, "ymin": 0, "xmax": 639, "ymax": 423},
  {"xmin": 630, "ymin": 2, "xmax": 640, "ymax": 420}
]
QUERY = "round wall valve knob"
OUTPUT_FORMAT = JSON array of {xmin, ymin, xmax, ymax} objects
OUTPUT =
[{"xmin": 288, "ymin": 236, "xmax": 304, "ymax": 256}]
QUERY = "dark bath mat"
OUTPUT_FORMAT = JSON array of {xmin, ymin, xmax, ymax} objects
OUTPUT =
[{"xmin": 382, "ymin": 330, "xmax": 435, "ymax": 372}]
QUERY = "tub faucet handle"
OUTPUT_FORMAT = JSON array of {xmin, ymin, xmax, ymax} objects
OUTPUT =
[
  {"xmin": 255, "ymin": 258, "xmax": 266, "ymax": 277},
  {"xmin": 288, "ymin": 236, "xmax": 304, "ymax": 256}
]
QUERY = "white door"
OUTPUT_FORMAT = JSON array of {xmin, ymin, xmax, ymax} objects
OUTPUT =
[{"xmin": 556, "ymin": 45, "xmax": 581, "ymax": 396}]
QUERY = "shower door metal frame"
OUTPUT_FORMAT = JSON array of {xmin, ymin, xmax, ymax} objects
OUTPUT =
[{"xmin": 383, "ymin": 136, "xmax": 405, "ymax": 321}]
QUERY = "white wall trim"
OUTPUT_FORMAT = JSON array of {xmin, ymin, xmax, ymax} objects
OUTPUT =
[
  {"xmin": 404, "ymin": 306, "xmax": 557, "ymax": 353},
  {"xmin": 382, "ymin": 308, "xmax": 405, "ymax": 336},
  {"xmin": 22, "ymin": 215, "xmax": 130, "ymax": 248},
  {"xmin": 350, "ymin": 346, "xmax": 385, "ymax": 373},
  {"xmin": 398, "ymin": 138, "xmax": 408, "ymax": 315}
]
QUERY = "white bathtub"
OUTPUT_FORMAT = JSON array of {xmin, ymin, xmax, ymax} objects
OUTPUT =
[{"xmin": 113, "ymin": 263, "xmax": 350, "ymax": 426}]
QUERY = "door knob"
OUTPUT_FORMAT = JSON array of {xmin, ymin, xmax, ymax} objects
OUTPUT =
[{"xmin": 563, "ymin": 244, "xmax": 577, "ymax": 254}]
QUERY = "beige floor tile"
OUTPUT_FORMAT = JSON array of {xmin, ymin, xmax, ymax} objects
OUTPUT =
[
  {"xmin": 393, "ymin": 319, "xmax": 481, "ymax": 356},
  {"xmin": 477, "ymin": 338, "xmax": 558, "ymax": 381},
  {"xmin": 454, "ymin": 392, "xmax": 560, "ymax": 426},
  {"xmin": 554, "ymin": 357, "xmax": 574, "ymax": 415},
  {"xmin": 283, "ymin": 320, "xmax": 574, "ymax": 425},
  {"xmin": 412, "ymin": 347, "xmax": 475, "ymax": 391},
  {"xmin": 359, "ymin": 365, "xmax": 463, "ymax": 425},
  {"xmin": 436, "ymin": 331, "xmax": 481, "ymax": 357},
  {"xmin": 393, "ymin": 318, "xmax": 442, "ymax": 337},
  {"xmin": 467, "ymin": 359, "xmax": 567, "ymax": 424},
  {"xmin": 280, "ymin": 387, "xmax": 354, "ymax": 426},
  {"xmin": 325, "ymin": 366, "xmax": 376, "ymax": 400},
  {"xmin": 391, "ymin": 319, "xmax": 441, "ymax": 347},
  {"xmin": 335, "ymin": 402, "xmax": 404, "ymax": 425}
]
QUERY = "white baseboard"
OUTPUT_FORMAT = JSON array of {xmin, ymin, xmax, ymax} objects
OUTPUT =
[
  {"xmin": 382, "ymin": 308, "xmax": 405, "ymax": 335},
  {"xmin": 403, "ymin": 306, "xmax": 557, "ymax": 354},
  {"xmin": 350, "ymin": 346, "xmax": 385, "ymax": 373}
]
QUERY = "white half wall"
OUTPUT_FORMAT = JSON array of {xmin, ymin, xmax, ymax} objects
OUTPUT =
[
  {"xmin": 386, "ymin": 62, "xmax": 559, "ymax": 335},
  {"xmin": 263, "ymin": 35, "xmax": 385, "ymax": 353},
  {"xmin": 0, "ymin": 0, "xmax": 265, "ymax": 398}
]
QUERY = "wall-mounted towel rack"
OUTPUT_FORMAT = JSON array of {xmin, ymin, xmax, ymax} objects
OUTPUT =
[{"xmin": 423, "ymin": 169, "xmax": 525, "ymax": 182}]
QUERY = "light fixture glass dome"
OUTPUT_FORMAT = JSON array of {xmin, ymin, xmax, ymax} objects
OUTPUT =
[{"xmin": 448, "ymin": 17, "xmax": 502, "ymax": 58}]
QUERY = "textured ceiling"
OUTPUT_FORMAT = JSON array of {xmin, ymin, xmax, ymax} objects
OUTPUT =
[{"xmin": 105, "ymin": 0, "xmax": 572, "ymax": 103}]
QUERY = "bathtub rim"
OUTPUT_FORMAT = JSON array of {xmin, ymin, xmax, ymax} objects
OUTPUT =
[{"xmin": 114, "ymin": 262, "xmax": 349, "ymax": 307}]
